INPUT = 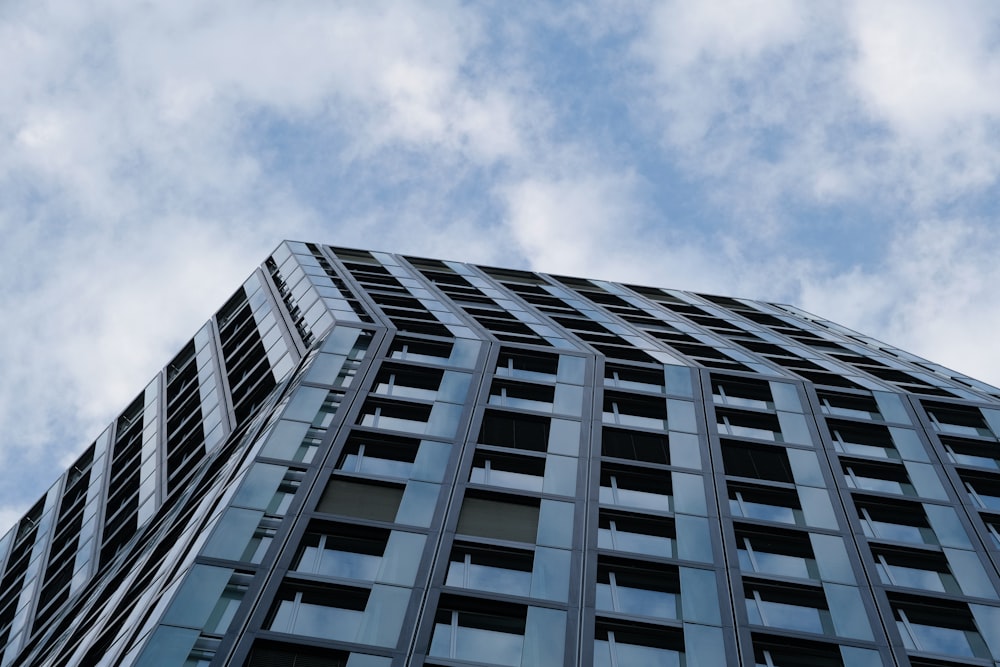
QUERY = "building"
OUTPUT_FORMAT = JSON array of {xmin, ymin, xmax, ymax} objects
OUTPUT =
[{"xmin": 3, "ymin": 241, "xmax": 1000, "ymax": 667}]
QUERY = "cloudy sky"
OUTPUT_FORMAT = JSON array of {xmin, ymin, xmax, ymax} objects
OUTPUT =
[{"xmin": 3, "ymin": 0, "xmax": 1000, "ymax": 532}]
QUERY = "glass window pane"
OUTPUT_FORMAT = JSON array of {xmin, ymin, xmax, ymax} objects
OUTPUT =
[
  {"xmin": 456, "ymin": 497, "xmax": 539, "ymax": 543},
  {"xmin": 548, "ymin": 419, "xmax": 581, "ymax": 456},
  {"xmin": 134, "ymin": 626, "xmax": 199, "ymax": 667},
  {"xmin": 260, "ymin": 420, "xmax": 314, "ymax": 463},
  {"xmin": 411, "ymin": 440, "xmax": 451, "ymax": 483},
  {"xmin": 599, "ymin": 513, "xmax": 674, "ymax": 558},
  {"xmin": 446, "ymin": 547, "xmax": 532, "ymax": 597},
  {"xmin": 268, "ymin": 586, "xmax": 367, "ymax": 642},
  {"xmin": 543, "ymin": 455, "xmax": 578, "ymax": 496},
  {"xmin": 537, "ymin": 500, "xmax": 575, "ymax": 548},
  {"xmin": 597, "ymin": 563, "xmax": 679, "ymax": 621},
  {"xmin": 430, "ymin": 607, "xmax": 526, "ymax": 667},
  {"xmin": 530, "ymin": 547, "xmax": 571, "ymax": 601},
  {"xmin": 395, "ymin": 481, "xmax": 440, "ymax": 527},
  {"xmin": 318, "ymin": 480, "xmax": 403, "ymax": 522},
  {"xmin": 601, "ymin": 468, "xmax": 671, "ymax": 513},
  {"xmin": 162, "ymin": 565, "xmax": 234, "ymax": 629},
  {"xmin": 202, "ymin": 508, "xmax": 267, "ymax": 563},
  {"xmin": 294, "ymin": 530, "xmax": 385, "ymax": 581},
  {"xmin": 355, "ymin": 584, "xmax": 409, "ymax": 647},
  {"xmin": 377, "ymin": 531, "xmax": 426, "ymax": 586},
  {"xmin": 667, "ymin": 400, "xmax": 697, "ymax": 434},
  {"xmin": 233, "ymin": 464, "xmax": 290, "ymax": 511},
  {"xmin": 824, "ymin": 583, "xmax": 874, "ymax": 640},
  {"xmin": 521, "ymin": 607, "xmax": 566, "ymax": 667},
  {"xmin": 669, "ymin": 432, "xmax": 701, "ymax": 470}
]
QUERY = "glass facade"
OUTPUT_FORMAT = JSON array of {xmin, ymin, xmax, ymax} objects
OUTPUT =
[{"xmin": 2, "ymin": 241, "xmax": 1000, "ymax": 667}]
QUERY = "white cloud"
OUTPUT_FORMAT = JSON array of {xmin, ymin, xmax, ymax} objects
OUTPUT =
[
  {"xmin": 499, "ymin": 160, "xmax": 747, "ymax": 293},
  {"xmin": 503, "ymin": 169, "xmax": 645, "ymax": 273},
  {"xmin": 845, "ymin": 0, "xmax": 1000, "ymax": 199},
  {"xmin": 644, "ymin": 0, "xmax": 807, "ymax": 72},
  {"xmin": 798, "ymin": 218, "xmax": 1000, "ymax": 388},
  {"xmin": 628, "ymin": 1, "xmax": 1000, "ymax": 219},
  {"xmin": 617, "ymin": 1, "xmax": 1000, "ymax": 394},
  {"xmin": 848, "ymin": 1, "xmax": 1000, "ymax": 138}
]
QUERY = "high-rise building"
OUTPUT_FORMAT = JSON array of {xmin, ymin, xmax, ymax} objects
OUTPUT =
[{"xmin": 3, "ymin": 241, "xmax": 1000, "ymax": 667}]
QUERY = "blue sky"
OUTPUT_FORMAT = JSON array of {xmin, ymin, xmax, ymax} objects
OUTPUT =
[{"xmin": 4, "ymin": 0, "xmax": 1000, "ymax": 531}]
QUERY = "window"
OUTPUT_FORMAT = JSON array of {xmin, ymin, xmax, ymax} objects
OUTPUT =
[
  {"xmin": 372, "ymin": 365, "xmax": 441, "ymax": 401},
  {"xmin": 455, "ymin": 495, "xmax": 539, "ymax": 544},
  {"xmin": 598, "ymin": 511, "xmax": 675, "ymax": 558},
  {"xmin": 358, "ymin": 399, "xmax": 431, "ymax": 432},
  {"xmin": 816, "ymin": 391, "xmax": 880, "ymax": 421},
  {"xmin": 828, "ymin": 421, "xmax": 899, "ymax": 460},
  {"xmin": 317, "ymin": 479, "xmax": 403, "ymax": 523},
  {"xmin": 745, "ymin": 583, "xmax": 834, "ymax": 636},
  {"xmin": 722, "ymin": 442, "xmax": 793, "ymax": 483},
  {"xmin": 203, "ymin": 509, "xmax": 279, "ymax": 564},
  {"xmin": 961, "ymin": 472, "xmax": 1000, "ymax": 511},
  {"xmin": 729, "ymin": 484, "xmax": 803, "ymax": 526},
  {"xmin": 717, "ymin": 409, "xmax": 782, "ymax": 442},
  {"xmin": 470, "ymin": 452, "xmax": 545, "ymax": 492},
  {"xmin": 267, "ymin": 584, "xmax": 367, "ymax": 641},
  {"xmin": 842, "ymin": 460, "xmax": 915, "ymax": 496},
  {"xmin": 161, "ymin": 566, "xmax": 252, "ymax": 636},
  {"xmin": 489, "ymin": 381, "xmax": 555, "ymax": 412},
  {"xmin": 735, "ymin": 526, "xmax": 818, "ymax": 580},
  {"xmin": 389, "ymin": 337, "xmax": 453, "ymax": 364},
  {"xmin": 943, "ymin": 436, "xmax": 1000, "ymax": 471},
  {"xmin": 604, "ymin": 392, "xmax": 668, "ymax": 430},
  {"xmin": 987, "ymin": 521, "xmax": 1000, "ymax": 548},
  {"xmin": 445, "ymin": 544, "xmax": 533, "ymax": 597},
  {"xmin": 293, "ymin": 523, "xmax": 388, "ymax": 582},
  {"xmin": 233, "ymin": 465, "xmax": 303, "ymax": 516},
  {"xmin": 855, "ymin": 498, "xmax": 936, "ymax": 545},
  {"xmin": 337, "ymin": 433, "xmax": 418, "ymax": 479},
  {"xmin": 753, "ymin": 635, "xmax": 843, "ymax": 667},
  {"xmin": 600, "ymin": 465, "xmax": 672, "ymax": 513},
  {"xmin": 429, "ymin": 598, "xmax": 526, "ymax": 667},
  {"xmin": 596, "ymin": 558, "xmax": 680, "ymax": 620},
  {"xmin": 893, "ymin": 596, "xmax": 990, "ymax": 659},
  {"xmin": 246, "ymin": 641, "xmax": 349, "ymax": 667},
  {"xmin": 479, "ymin": 411, "xmax": 549, "ymax": 452},
  {"xmin": 924, "ymin": 402, "xmax": 995, "ymax": 439},
  {"xmin": 873, "ymin": 547, "xmax": 960, "ymax": 594},
  {"xmin": 496, "ymin": 349, "xmax": 558, "ymax": 380},
  {"xmin": 713, "ymin": 377, "xmax": 774, "ymax": 410},
  {"xmin": 602, "ymin": 428, "xmax": 670, "ymax": 465},
  {"xmin": 313, "ymin": 392, "xmax": 347, "ymax": 430},
  {"xmin": 594, "ymin": 622, "xmax": 684, "ymax": 667},
  {"xmin": 205, "ymin": 575, "xmax": 251, "ymax": 635},
  {"xmin": 605, "ymin": 365, "xmax": 665, "ymax": 394}
]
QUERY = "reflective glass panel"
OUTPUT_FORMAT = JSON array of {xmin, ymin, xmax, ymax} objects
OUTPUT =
[
  {"xmin": 736, "ymin": 533, "xmax": 817, "ymax": 580},
  {"xmin": 746, "ymin": 588, "xmax": 833, "ymax": 635},
  {"xmin": 338, "ymin": 437, "xmax": 416, "ymax": 479},
  {"xmin": 896, "ymin": 609, "xmax": 988, "ymax": 659},
  {"xmin": 470, "ymin": 453, "xmax": 544, "ymax": 492},
  {"xmin": 294, "ymin": 530, "xmax": 385, "ymax": 581},
  {"xmin": 601, "ymin": 468, "xmax": 671, "ymax": 513},
  {"xmin": 873, "ymin": 549, "xmax": 959, "ymax": 593},
  {"xmin": 729, "ymin": 488, "xmax": 802, "ymax": 526},
  {"xmin": 594, "ymin": 629, "xmax": 682, "ymax": 667},
  {"xmin": 597, "ymin": 513, "xmax": 674, "ymax": 558},
  {"xmin": 429, "ymin": 609, "xmax": 525, "ymax": 667},
  {"xmin": 446, "ymin": 547, "xmax": 532, "ymax": 597},
  {"xmin": 596, "ymin": 564, "xmax": 679, "ymax": 620},
  {"xmin": 268, "ymin": 587, "xmax": 367, "ymax": 642}
]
